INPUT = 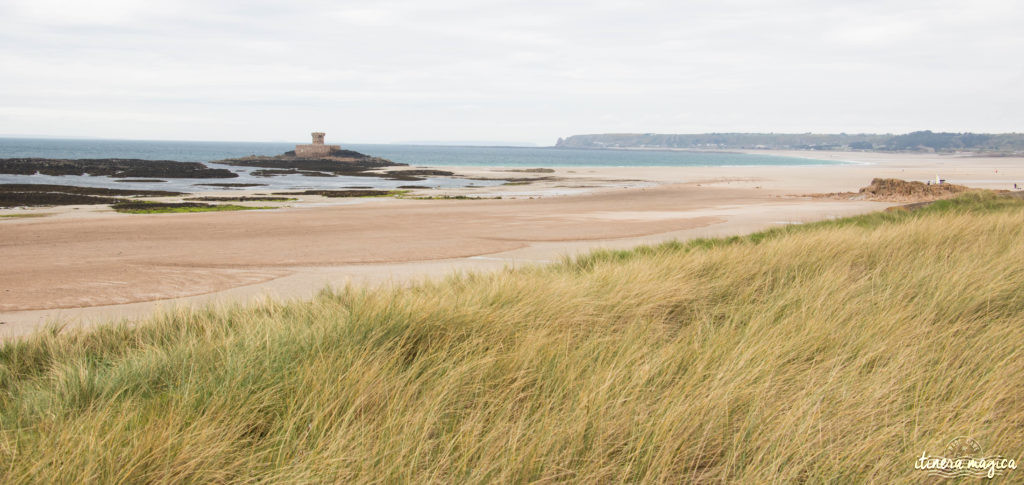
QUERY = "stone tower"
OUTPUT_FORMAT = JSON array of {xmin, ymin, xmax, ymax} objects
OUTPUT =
[{"xmin": 295, "ymin": 131, "xmax": 341, "ymax": 158}]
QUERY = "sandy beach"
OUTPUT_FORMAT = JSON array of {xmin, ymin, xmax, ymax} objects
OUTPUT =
[{"xmin": 2, "ymin": 150, "xmax": 1022, "ymax": 338}]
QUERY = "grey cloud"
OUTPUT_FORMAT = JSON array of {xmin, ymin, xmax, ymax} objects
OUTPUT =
[{"xmin": 0, "ymin": 0, "xmax": 1020, "ymax": 143}]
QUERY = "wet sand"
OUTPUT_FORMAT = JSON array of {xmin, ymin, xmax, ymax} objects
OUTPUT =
[{"xmin": 2, "ymin": 150, "xmax": 1022, "ymax": 338}]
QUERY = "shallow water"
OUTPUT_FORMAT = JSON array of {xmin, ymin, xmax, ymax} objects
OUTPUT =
[{"xmin": 0, "ymin": 137, "xmax": 841, "ymax": 192}]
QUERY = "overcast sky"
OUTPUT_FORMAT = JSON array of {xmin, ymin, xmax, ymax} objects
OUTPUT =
[{"xmin": 0, "ymin": 0, "xmax": 1021, "ymax": 145}]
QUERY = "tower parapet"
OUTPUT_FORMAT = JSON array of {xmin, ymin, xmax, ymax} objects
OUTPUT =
[{"xmin": 295, "ymin": 132, "xmax": 341, "ymax": 158}]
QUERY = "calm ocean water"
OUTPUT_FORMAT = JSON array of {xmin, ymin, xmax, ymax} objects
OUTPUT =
[{"xmin": 0, "ymin": 137, "xmax": 842, "ymax": 192}]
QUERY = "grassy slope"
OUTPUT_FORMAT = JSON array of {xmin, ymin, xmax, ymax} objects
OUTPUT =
[{"xmin": 1, "ymin": 193, "xmax": 1022, "ymax": 482}]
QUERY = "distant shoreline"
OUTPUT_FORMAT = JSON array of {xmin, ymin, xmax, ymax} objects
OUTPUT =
[{"xmin": 556, "ymin": 131, "xmax": 1024, "ymax": 154}]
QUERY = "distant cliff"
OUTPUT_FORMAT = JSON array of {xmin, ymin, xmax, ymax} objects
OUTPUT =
[{"xmin": 555, "ymin": 131, "xmax": 1024, "ymax": 153}]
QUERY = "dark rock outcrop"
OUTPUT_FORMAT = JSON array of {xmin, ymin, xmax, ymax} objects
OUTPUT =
[
  {"xmin": 0, "ymin": 184, "xmax": 183, "ymax": 197},
  {"xmin": 0, "ymin": 184, "xmax": 183, "ymax": 207},
  {"xmin": 272, "ymin": 190, "xmax": 395, "ymax": 197},
  {"xmin": 0, "ymin": 158, "xmax": 238, "ymax": 178},
  {"xmin": 213, "ymin": 155, "xmax": 400, "ymax": 173},
  {"xmin": 209, "ymin": 147, "xmax": 469, "ymax": 182},
  {"xmin": 1, "ymin": 192, "xmax": 123, "ymax": 208}
]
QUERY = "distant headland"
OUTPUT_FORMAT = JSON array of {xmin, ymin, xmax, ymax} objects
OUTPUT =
[{"xmin": 556, "ymin": 131, "xmax": 1024, "ymax": 153}]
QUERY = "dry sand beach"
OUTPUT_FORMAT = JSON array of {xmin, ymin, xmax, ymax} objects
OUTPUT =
[{"xmin": 2, "ymin": 150, "xmax": 1022, "ymax": 338}]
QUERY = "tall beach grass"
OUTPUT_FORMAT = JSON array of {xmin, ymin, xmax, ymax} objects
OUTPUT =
[{"xmin": 1, "ymin": 192, "xmax": 1022, "ymax": 482}]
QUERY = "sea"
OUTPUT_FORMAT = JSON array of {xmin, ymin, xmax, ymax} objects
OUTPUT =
[{"xmin": 0, "ymin": 137, "xmax": 843, "ymax": 192}]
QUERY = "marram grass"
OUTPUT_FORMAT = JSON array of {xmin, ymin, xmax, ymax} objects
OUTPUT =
[{"xmin": 1, "ymin": 192, "xmax": 1022, "ymax": 483}]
